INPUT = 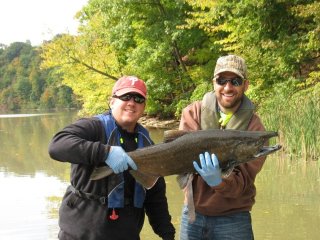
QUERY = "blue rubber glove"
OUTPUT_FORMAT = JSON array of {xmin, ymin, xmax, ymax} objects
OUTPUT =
[
  {"xmin": 105, "ymin": 146, "xmax": 137, "ymax": 174},
  {"xmin": 193, "ymin": 152, "xmax": 222, "ymax": 187}
]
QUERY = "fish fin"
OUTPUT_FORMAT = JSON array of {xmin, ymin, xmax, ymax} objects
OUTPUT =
[
  {"xmin": 90, "ymin": 166, "xmax": 114, "ymax": 180},
  {"xmin": 220, "ymin": 158, "xmax": 237, "ymax": 177},
  {"xmin": 163, "ymin": 129, "xmax": 190, "ymax": 143},
  {"xmin": 176, "ymin": 173, "xmax": 192, "ymax": 189},
  {"xmin": 221, "ymin": 166, "xmax": 234, "ymax": 178},
  {"xmin": 129, "ymin": 170, "xmax": 159, "ymax": 189},
  {"xmin": 90, "ymin": 167, "xmax": 159, "ymax": 189}
]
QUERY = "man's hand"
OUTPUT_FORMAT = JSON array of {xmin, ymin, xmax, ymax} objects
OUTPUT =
[
  {"xmin": 105, "ymin": 146, "xmax": 137, "ymax": 174},
  {"xmin": 193, "ymin": 152, "xmax": 222, "ymax": 187}
]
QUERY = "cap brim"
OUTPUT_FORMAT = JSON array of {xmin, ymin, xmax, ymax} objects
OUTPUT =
[
  {"xmin": 214, "ymin": 68, "xmax": 245, "ymax": 79},
  {"xmin": 114, "ymin": 88, "xmax": 146, "ymax": 98}
]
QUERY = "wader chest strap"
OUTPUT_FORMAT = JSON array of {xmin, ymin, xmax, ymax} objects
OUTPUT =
[
  {"xmin": 69, "ymin": 185, "xmax": 133, "ymax": 206},
  {"xmin": 70, "ymin": 185, "xmax": 107, "ymax": 205}
]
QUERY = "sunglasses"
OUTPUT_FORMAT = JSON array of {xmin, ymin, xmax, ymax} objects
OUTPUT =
[
  {"xmin": 113, "ymin": 93, "xmax": 146, "ymax": 104},
  {"xmin": 216, "ymin": 77, "xmax": 243, "ymax": 86}
]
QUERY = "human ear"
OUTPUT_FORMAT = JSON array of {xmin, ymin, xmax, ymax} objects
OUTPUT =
[
  {"xmin": 244, "ymin": 80, "xmax": 249, "ymax": 91},
  {"xmin": 109, "ymin": 98, "xmax": 115, "ymax": 108}
]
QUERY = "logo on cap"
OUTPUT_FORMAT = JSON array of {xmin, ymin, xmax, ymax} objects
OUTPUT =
[
  {"xmin": 126, "ymin": 76, "xmax": 139, "ymax": 86},
  {"xmin": 112, "ymin": 76, "xmax": 147, "ymax": 98}
]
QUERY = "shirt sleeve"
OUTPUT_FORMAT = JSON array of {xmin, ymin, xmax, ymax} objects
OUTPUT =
[
  {"xmin": 48, "ymin": 117, "xmax": 108, "ymax": 166},
  {"xmin": 179, "ymin": 101, "xmax": 202, "ymax": 131}
]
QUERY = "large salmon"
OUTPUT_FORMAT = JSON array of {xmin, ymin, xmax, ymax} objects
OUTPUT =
[{"xmin": 90, "ymin": 129, "xmax": 281, "ymax": 188}]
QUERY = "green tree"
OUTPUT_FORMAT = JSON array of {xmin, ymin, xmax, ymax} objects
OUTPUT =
[
  {"xmin": 0, "ymin": 42, "xmax": 77, "ymax": 110},
  {"xmin": 183, "ymin": 0, "xmax": 319, "ymax": 102},
  {"xmin": 42, "ymin": 0, "xmax": 212, "ymax": 117},
  {"xmin": 40, "ymin": 0, "xmax": 320, "ymax": 117}
]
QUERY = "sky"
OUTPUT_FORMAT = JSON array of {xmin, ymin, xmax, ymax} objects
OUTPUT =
[{"xmin": 0, "ymin": 0, "xmax": 88, "ymax": 46}]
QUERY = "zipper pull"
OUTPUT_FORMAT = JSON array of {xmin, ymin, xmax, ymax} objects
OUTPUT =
[{"xmin": 109, "ymin": 208, "xmax": 119, "ymax": 220}]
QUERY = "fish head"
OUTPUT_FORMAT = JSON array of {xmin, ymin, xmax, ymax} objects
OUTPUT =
[
  {"xmin": 212, "ymin": 131, "xmax": 282, "ymax": 173},
  {"xmin": 254, "ymin": 144, "xmax": 282, "ymax": 158}
]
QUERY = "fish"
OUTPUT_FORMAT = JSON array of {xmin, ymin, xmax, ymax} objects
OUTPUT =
[{"xmin": 90, "ymin": 129, "xmax": 282, "ymax": 189}]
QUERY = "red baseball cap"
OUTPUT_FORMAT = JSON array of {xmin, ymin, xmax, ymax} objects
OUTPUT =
[{"xmin": 112, "ymin": 76, "xmax": 147, "ymax": 98}]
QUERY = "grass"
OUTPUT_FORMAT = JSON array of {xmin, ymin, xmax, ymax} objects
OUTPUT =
[{"xmin": 258, "ymin": 84, "xmax": 319, "ymax": 161}]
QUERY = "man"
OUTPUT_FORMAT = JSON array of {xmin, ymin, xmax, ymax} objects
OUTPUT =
[
  {"xmin": 49, "ymin": 76, "xmax": 175, "ymax": 240},
  {"xmin": 179, "ymin": 55, "xmax": 267, "ymax": 239}
]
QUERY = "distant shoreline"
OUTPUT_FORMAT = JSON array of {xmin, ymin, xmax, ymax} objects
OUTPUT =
[{"xmin": 139, "ymin": 116, "xmax": 179, "ymax": 129}]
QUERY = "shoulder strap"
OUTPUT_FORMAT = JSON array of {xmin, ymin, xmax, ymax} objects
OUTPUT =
[{"xmin": 95, "ymin": 113, "xmax": 119, "ymax": 145}]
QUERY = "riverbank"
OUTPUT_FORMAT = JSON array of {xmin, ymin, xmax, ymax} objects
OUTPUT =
[{"xmin": 139, "ymin": 115, "xmax": 179, "ymax": 129}]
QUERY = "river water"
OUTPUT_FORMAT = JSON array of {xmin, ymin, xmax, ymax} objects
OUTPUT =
[{"xmin": 0, "ymin": 110, "xmax": 319, "ymax": 239}]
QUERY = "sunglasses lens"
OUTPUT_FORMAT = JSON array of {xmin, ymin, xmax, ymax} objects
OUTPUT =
[
  {"xmin": 231, "ymin": 77, "xmax": 243, "ymax": 86},
  {"xmin": 115, "ymin": 94, "xmax": 145, "ymax": 103},
  {"xmin": 119, "ymin": 95, "xmax": 131, "ymax": 101},
  {"xmin": 216, "ymin": 78, "xmax": 227, "ymax": 85},
  {"xmin": 216, "ymin": 77, "xmax": 243, "ymax": 86},
  {"xmin": 133, "ymin": 96, "xmax": 145, "ymax": 103}
]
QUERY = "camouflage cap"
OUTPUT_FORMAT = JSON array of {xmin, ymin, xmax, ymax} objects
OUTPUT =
[{"xmin": 214, "ymin": 55, "xmax": 247, "ymax": 79}]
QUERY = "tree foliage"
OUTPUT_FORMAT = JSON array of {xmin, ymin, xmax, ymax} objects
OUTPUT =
[
  {"xmin": 2, "ymin": 0, "xmax": 319, "ymax": 119},
  {"xmin": 42, "ymin": 0, "xmax": 213, "ymax": 117},
  {"xmin": 0, "ymin": 42, "xmax": 79, "ymax": 111},
  {"xmin": 39, "ymin": 0, "xmax": 319, "ymax": 117}
]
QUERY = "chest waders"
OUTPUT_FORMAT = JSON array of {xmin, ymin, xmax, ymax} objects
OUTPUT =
[{"xmin": 96, "ymin": 113, "xmax": 152, "ymax": 214}]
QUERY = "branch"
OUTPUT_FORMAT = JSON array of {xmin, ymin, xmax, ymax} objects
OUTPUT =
[{"xmin": 69, "ymin": 56, "xmax": 118, "ymax": 81}]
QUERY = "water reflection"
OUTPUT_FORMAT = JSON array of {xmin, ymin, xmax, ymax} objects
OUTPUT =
[
  {"xmin": 0, "ymin": 173, "xmax": 67, "ymax": 240},
  {"xmin": 0, "ymin": 111, "xmax": 77, "ymax": 240},
  {"xmin": 0, "ymin": 111, "xmax": 319, "ymax": 239},
  {"xmin": 0, "ymin": 113, "xmax": 56, "ymax": 118},
  {"xmin": 253, "ymin": 158, "xmax": 320, "ymax": 240},
  {"xmin": 0, "ymin": 111, "xmax": 75, "ymax": 180}
]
